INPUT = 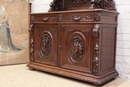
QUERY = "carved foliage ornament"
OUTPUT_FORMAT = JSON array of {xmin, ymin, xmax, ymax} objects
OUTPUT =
[
  {"xmin": 49, "ymin": 0, "xmax": 116, "ymax": 11},
  {"xmin": 29, "ymin": 24, "xmax": 34, "ymax": 62},
  {"xmin": 49, "ymin": 0, "xmax": 62, "ymax": 11},
  {"xmin": 104, "ymin": 0, "xmax": 115, "ymax": 9},
  {"xmin": 59, "ymin": 14, "xmax": 93, "ymax": 22},
  {"xmin": 93, "ymin": 24, "xmax": 100, "ymax": 75}
]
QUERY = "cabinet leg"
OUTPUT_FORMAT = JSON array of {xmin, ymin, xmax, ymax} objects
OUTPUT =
[{"xmin": 29, "ymin": 67, "xmax": 35, "ymax": 71}]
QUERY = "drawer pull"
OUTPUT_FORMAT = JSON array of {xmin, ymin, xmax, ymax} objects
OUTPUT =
[
  {"xmin": 43, "ymin": 17, "xmax": 49, "ymax": 22},
  {"xmin": 74, "ymin": 16, "xmax": 81, "ymax": 21}
]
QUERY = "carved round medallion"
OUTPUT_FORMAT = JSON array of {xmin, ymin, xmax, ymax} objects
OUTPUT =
[
  {"xmin": 39, "ymin": 32, "xmax": 52, "ymax": 58},
  {"xmin": 67, "ymin": 32, "xmax": 85, "ymax": 63}
]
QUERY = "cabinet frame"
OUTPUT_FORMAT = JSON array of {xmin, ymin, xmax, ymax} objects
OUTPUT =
[{"xmin": 27, "ymin": 8, "xmax": 118, "ymax": 85}]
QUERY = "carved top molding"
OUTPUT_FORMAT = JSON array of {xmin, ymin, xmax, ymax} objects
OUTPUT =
[
  {"xmin": 67, "ymin": 0, "xmax": 89, "ymax": 4},
  {"xmin": 49, "ymin": 0, "xmax": 116, "ymax": 11}
]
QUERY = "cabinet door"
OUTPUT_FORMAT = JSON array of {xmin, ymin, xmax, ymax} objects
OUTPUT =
[
  {"xmin": 60, "ymin": 24, "xmax": 93, "ymax": 73},
  {"xmin": 34, "ymin": 25, "xmax": 58, "ymax": 66}
]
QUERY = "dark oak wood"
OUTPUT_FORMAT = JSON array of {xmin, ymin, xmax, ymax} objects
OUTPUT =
[
  {"xmin": 49, "ymin": 0, "xmax": 116, "ymax": 11},
  {"xmin": 27, "ymin": 1, "xmax": 118, "ymax": 85}
]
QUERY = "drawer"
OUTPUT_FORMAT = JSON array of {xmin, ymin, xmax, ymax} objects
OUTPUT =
[
  {"xmin": 59, "ymin": 12, "xmax": 98, "ymax": 22},
  {"xmin": 30, "ymin": 14, "xmax": 58, "ymax": 23}
]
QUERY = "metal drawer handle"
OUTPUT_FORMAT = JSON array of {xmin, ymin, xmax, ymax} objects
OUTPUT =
[
  {"xmin": 43, "ymin": 17, "xmax": 49, "ymax": 22},
  {"xmin": 74, "ymin": 16, "xmax": 81, "ymax": 21}
]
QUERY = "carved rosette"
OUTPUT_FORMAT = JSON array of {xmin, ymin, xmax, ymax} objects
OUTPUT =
[
  {"xmin": 67, "ymin": 32, "xmax": 85, "ymax": 64},
  {"xmin": 38, "ymin": 32, "xmax": 52, "ymax": 58},
  {"xmin": 93, "ymin": 24, "xmax": 100, "ymax": 75},
  {"xmin": 29, "ymin": 24, "xmax": 34, "ymax": 62},
  {"xmin": 95, "ymin": 12, "xmax": 100, "ymax": 21},
  {"xmin": 30, "ymin": 16, "xmax": 35, "ymax": 22}
]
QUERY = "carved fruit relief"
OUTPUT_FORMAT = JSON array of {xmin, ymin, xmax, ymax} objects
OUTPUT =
[{"xmin": 39, "ymin": 32, "xmax": 52, "ymax": 58}]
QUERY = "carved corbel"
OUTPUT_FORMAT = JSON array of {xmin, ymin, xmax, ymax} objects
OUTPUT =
[
  {"xmin": 29, "ymin": 24, "xmax": 34, "ymax": 34},
  {"xmin": 93, "ymin": 24, "xmax": 100, "ymax": 40}
]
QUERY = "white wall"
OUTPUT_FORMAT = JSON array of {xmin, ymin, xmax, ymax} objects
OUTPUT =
[
  {"xmin": 30, "ymin": 0, "xmax": 52, "ymax": 13},
  {"xmin": 30, "ymin": 0, "xmax": 130, "ymax": 79},
  {"xmin": 115, "ymin": 0, "xmax": 130, "ymax": 79}
]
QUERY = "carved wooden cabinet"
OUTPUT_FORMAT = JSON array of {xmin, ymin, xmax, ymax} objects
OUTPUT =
[{"xmin": 28, "ymin": 0, "xmax": 118, "ymax": 85}]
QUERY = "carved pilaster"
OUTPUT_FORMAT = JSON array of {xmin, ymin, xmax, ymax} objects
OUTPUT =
[
  {"xmin": 93, "ymin": 24, "xmax": 100, "ymax": 75},
  {"xmin": 29, "ymin": 24, "xmax": 34, "ymax": 62}
]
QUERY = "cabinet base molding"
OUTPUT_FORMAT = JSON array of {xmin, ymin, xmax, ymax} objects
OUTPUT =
[{"xmin": 27, "ymin": 63, "xmax": 118, "ymax": 85}]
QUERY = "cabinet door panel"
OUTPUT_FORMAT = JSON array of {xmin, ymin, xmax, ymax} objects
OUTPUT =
[
  {"xmin": 60, "ymin": 24, "xmax": 93, "ymax": 73},
  {"xmin": 34, "ymin": 25, "xmax": 58, "ymax": 66}
]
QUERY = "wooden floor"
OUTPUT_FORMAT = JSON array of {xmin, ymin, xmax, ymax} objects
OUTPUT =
[{"xmin": 0, "ymin": 64, "xmax": 130, "ymax": 87}]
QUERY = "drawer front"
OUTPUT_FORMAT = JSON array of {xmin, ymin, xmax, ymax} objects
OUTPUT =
[
  {"xmin": 59, "ymin": 12, "xmax": 97, "ymax": 22},
  {"xmin": 30, "ymin": 14, "xmax": 58, "ymax": 23}
]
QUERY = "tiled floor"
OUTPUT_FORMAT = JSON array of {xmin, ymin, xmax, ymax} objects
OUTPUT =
[{"xmin": 0, "ymin": 64, "xmax": 130, "ymax": 87}]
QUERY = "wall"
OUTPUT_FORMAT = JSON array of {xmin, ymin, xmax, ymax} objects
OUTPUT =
[
  {"xmin": 30, "ymin": 0, "xmax": 130, "ymax": 79},
  {"xmin": 31, "ymin": 0, "xmax": 52, "ymax": 13},
  {"xmin": 115, "ymin": 0, "xmax": 130, "ymax": 79}
]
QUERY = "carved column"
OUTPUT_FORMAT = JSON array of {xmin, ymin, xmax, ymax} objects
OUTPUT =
[
  {"xmin": 93, "ymin": 24, "xmax": 100, "ymax": 75},
  {"xmin": 29, "ymin": 24, "xmax": 34, "ymax": 62}
]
